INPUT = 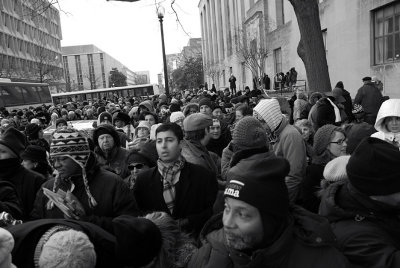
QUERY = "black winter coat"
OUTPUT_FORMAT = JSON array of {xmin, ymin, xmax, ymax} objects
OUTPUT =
[
  {"xmin": 0, "ymin": 181, "xmax": 23, "ymax": 220},
  {"xmin": 31, "ymin": 165, "xmax": 139, "ymax": 233},
  {"xmin": 0, "ymin": 158, "xmax": 45, "ymax": 220},
  {"xmin": 320, "ymin": 181, "xmax": 400, "ymax": 268},
  {"xmin": 133, "ymin": 162, "xmax": 218, "ymax": 235},
  {"xmin": 7, "ymin": 219, "xmax": 121, "ymax": 268},
  {"xmin": 188, "ymin": 207, "xmax": 349, "ymax": 268}
]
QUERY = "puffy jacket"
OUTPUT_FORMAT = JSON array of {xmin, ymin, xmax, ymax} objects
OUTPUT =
[
  {"xmin": 320, "ymin": 181, "xmax": 400, "ymax": 268},
  {"xmin": 188, "ymin": 207, "xmax": 349, "ymax": 268}
]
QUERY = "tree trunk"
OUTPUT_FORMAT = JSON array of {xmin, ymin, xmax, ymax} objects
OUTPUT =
[{"xmin": 289, "ymin": 0, "xmax": 331, "ymax": 93}]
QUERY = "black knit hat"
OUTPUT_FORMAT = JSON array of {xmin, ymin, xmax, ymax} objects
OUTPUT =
[
  {"xmin": 112, "ymin": 112, "xmax": 130, "ymax": 125},
  {"xmin": 112, "ymin": 215, "xmax": 162, "ymax": 267},
  {"xmin": 347, "ymin": 137, "xmax": 400, "ymax": 195},
  {"xmin": 0, "ymin": 127, "xmax": 26, "ymax": 157},
  {"xmin": 25, "ymin": 123, "xmax": 41, "ymax": 139},
  {"xmin": 20, "ymin": 145, "xmax": 47, "ymax": 163},
  {"xmin": 225, "ymin": 157, "xmax": 290, "ymax": 217}
]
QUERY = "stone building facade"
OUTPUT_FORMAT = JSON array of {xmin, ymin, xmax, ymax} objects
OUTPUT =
[{"xmin": 199, "ymin": 0, "xmax": 400, "ymax": 97}]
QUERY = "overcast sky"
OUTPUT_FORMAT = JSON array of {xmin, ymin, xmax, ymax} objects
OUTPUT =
[{"xmin": 57, "ymin": 0, "xmax": 201, "ymax": 83}]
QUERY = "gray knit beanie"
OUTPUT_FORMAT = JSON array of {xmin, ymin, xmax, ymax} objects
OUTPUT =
[
  {"xmin": 313, "ymin": 124, "xmax": 341, "ymax": 156},
  {"xmin": 232, "ymin": 116, "xmax": 267, "ymax": 150}
]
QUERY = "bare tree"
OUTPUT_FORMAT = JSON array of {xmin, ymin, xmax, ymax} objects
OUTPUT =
[
  {"xmin": 234, "ymin": 28, "xmax": 269, "ymax": 84},
  {"xmin": 203, "ymin": 61, "xmax": 222, "ymax": 88},
  {"xmin": 288, "ymin": 0, "xmax": 331, "ymax": 93},
  {"xmin": 32, "ymin": 46, "xmax": 62, "ymax": 83}
]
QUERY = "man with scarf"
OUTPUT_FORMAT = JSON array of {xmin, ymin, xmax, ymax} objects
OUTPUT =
[
  {"xmin": 188, "ymin": 157, "xmax": 349, "ymax": 267},
  {"xmin": 0, "ymin": 127, "xmax": 45, "ymax": 220},
  {"xmin": 31, "ymin": 128, "xmax": 138, "ymax": 234},
  {"xmin": 133, "ymin": 123, "xmax": 218, "ymax": 235}
]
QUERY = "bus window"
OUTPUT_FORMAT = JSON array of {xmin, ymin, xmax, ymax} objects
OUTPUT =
[
  {"xmin": 0, "ymin": 85, "xmax": 24, "ymax": 105},
  {"xmin": 20, "ymin": 86, "xmax": 41, "ymax": 104},
  {"xmin": 36, "ymin": 86, "xmax": 52, "ymax": 103}
]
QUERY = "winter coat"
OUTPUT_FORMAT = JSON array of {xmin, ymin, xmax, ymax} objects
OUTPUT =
[
  {"xmin": 133, "ymin": 162, "xmax": 218, "ymax": 235},
  {"xmin": 181, "ymin": 139, "xmax": 218, "ymax": 176},
  {"xmin": 0, "ymin": 158, "xmax": 45, "ymax": 220},
  {"xmin": 300, "ymin": 164, "xmax": 325, "ymax": 213},
  {"xmin": 221, "ymin": 143, "xmax": 234, "ymax": 181},
  {"xmin": 31, "ymin": 165, "xmax": 139, "ymax": 234},
  {"xmin": 354, "ymin": 82, "xmax": 384, "ymax": 124},
  {"xmin": 188, "ymin": 207, "xmax": 349, "ymax": 268},
  {"xmin": 340, "ymin": 88, "xmax": 354, "ymax": 122},
  {"xmin": 320, "ymin": 181, "xmax": 400, "ymax": 268},
  {"xmin": 272, "ymin": 118, "xmax": 307, "ymax": 203},
  {"xmin": 7, "ymin": 219, "xmax": 121, "ymax": 268},
  {"xmin": 0, "ymin": 181, "xmax": 23, "ymax": 220},
  {"xmin": 94, "ymin": 146, "xmax": 130, "ymax": 178}
]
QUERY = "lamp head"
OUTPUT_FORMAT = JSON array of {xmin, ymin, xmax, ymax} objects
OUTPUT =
[{"xmin": 157, "ymin": 5, "xmax": 165, "ymax": 19}]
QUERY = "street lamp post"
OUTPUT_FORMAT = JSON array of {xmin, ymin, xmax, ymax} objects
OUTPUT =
[{"xmin": 157, "ymin": 6, "xmax": 169, "ymax": 96}]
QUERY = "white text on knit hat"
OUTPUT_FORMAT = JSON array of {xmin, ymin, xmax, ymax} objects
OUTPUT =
[{"xmin": 224, "ymin": 180, "xmax": 244, "ymax": 198}]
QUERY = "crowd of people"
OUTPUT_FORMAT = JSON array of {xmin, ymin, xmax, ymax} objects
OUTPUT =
[{"xmin": 0, "ymin": 74, "xmax": 398, "ymax": 267}]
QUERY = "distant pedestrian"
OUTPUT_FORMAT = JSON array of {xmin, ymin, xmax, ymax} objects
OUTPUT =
[
  {"xmin": 354, "ymin": 76, "xmax": 384, "ymax": 125},
  {"xmin": 228, "ymin": 74, "xmax": 237, "ymax": 95}
]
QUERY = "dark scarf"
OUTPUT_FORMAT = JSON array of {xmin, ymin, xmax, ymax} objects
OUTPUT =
[{"xmin": 0, "ymin": 158, "xmax": 21, "ymax": 178}]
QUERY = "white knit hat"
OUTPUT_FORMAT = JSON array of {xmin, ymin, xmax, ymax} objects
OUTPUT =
[
  {"xmin": 170, "ymin": 112, "xmax": 185, "ymax": 123},
  {"xmin": 39, "ymin": 230, "xmax": 96, "ymax": 268},
  {"xmin": 323, "ymin": 155, "xmax": 351, "ymax": 182},
  {"xmin": 374, "ymin": 99, "xmax": 400, "ymax": 133},
  {"xmin": 0, "ymin": 227, "xmax": 15, "ymax": 268},
  {"xmin": 253, "ymin": 98, "xmax": 283, "ymax": 131}
]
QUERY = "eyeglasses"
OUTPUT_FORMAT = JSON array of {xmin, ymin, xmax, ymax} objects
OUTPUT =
[
  {"xmin": 330, "ymin": 139, "xmax": 346, "ymax": 145},
  {"xmin": 128, "ymin": 163, "xmax": 144, "ymax": 170}
]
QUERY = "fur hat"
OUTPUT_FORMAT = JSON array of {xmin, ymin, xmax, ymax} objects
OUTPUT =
[
  {"xmin": 112, "ymin": 215, "xmax": 162, "ymax": 267},
  {"xmin": 253, "ymin": 99, "xmax": 283, "ymax": 132},
  {"xmin": 232, "ymin": 117, "xmax": 267, "ymax": 151},
  {"xmin": 347, "ymin": 137, "xmax": 400, "ymax": 195},
  {"xmin": 112, "ymin": 111, "xmax": 130, "ymax": 125},
  {"xmin": 98, "ymin": 112, "xmax": 112, "ymax": 124},
  {"xmin": 198, "ymin": 98, "xmax": 213, "ymax": 109},
  {"xmin": 225, "ymin": 157, "xmax": 290, "ymax": 218},
  {"xmin": 39, "ymin": 229, "xmax": 96, "ymax": 268},
  {"xmin": 183, "ymin": 113, "xmax": 213, "ymax": 132},
  {"xmin": 55, "ymin": 118, "xmax": 68, "ymax": 128},
  {"xmin": 0, "ymin": 127, "xmax": 26, "ymax": 157},
  {"xmin": 93, "ymin": 124, "xmax": 121, "ymax": 148}
]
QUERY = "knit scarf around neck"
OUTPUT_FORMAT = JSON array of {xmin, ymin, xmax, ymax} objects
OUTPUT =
[
  {"xmin": 157, "ymin": 156, "xmax": 186, "ymax": 183},
  {"xmin": 0, "ymin": 158, "xmax": 21, "ymax": 177}
]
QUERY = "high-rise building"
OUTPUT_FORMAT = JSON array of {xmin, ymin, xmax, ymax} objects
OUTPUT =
[
  {"xmin": 199, "ymin": 0, "xmax": 400, "ymax": 97},
  {"xmin": 62, "ymin": 44, "xmax": 146, "ymax": 92},
  {"xmin": 0, "ymin": 0, "xmax": 63, "ymax": 84}
]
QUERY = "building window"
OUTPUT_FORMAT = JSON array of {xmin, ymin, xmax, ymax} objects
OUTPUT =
[
  {"xmin": 75, "ymin": 55, "xmax": 83, "ymax": 90},
  {"xmin": 87, "ymin": 54, "xmax": 96, "ymax": 89},
  {"xmin": 374, "ymin": 2, "xmax": 400, "ymax": 64},
  {"xmin": 100, "ymin": 53, "xmax": 106, "ymax": 88},
  {"xmin": 276, "ymin": 0, "xmax": 285, "ymax": 27},
  {"xmin": 274, "ymin": 48, "xmax": 282, "ymax": 74},
  {"xmin": 63, "ymin": 56, "xmax": 71, "ymax": 91}
]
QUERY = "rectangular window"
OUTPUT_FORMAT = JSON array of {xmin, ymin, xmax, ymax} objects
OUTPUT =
[
  {"xmin": 274, "ymin": 47, "xmax": 282, "ymax": 74},
  {"xmin": 87, "ymin": 54, "xmax": 96, "ymax": 89},
  {"xmin": 322, "ymin": 28, "xmax": 328, "ymax": 54},
  {"xmin": 75, "ymin": 55, "xmax": 83, "ymax": 90},
  {"xmin": 276, "ymin": 0, "xmax": 285, "ymax": 26},
  {"xmin": 374, "ymin": 2, "xmax": 400, "ymax": 64}
]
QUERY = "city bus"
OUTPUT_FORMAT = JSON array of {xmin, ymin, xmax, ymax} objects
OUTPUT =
[
  {"xmin": 51, "ymin": 84, "xmax": 160, "ymax": 105},
  {"xmin": 0, "ymin": 80, "xmax": 53, "ymax": 110}
]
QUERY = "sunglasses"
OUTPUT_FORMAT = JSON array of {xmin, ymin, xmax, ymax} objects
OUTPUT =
[{"xmin": 128, "ymin": 163, "xmax": 144, "ymax": 170}]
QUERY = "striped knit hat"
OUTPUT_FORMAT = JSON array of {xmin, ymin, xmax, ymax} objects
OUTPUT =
[
  {"xmin": 253, "ymin": 99, "xmax": 283, "ymax": 132},
  {"xmin": 49, "ymin": 129, "xmax": 97, "ymax": 208}
]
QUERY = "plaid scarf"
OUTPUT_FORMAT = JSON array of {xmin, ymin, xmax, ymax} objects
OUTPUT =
[{"xmin": 157, "ymin": 156, "xmax": 186, "ymax": 214}]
